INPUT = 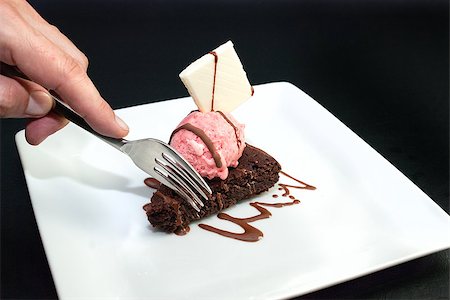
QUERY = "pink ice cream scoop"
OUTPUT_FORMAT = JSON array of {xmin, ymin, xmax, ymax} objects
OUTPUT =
[{"xmin": 169, "ymin": 111, "xmax": 245, "ymax": 180}]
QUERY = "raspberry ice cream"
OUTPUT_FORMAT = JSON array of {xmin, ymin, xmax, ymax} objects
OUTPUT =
[{"xmin": 169, "ymin": 111, "xmax": 245, "ymax": 180}]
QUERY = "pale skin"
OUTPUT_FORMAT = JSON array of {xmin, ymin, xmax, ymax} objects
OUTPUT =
[{"xmin": 0, "ymin": 0, "xmax": 129, "ymax": 145}]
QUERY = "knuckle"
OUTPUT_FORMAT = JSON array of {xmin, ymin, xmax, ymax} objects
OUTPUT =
[
  {"xmin": 63, "ymin": 56, "xmax": 84, "ymax": 77},
  {"xmin": 97, "ymin": 98, "xmax": 110, "ymax": 112},
  {"xmin": 83, "ymin": 98, "xmax": 111, "ymax": 124},
  {"xmin": 57, "ymin": 56, "xmax": 87, "ymax": 88},
  {"xmin": 79, "ymin": 53, "xmax": 89, "ymax": 70},
  {"xmin": 48, "ymin": 24, "xmax": 61, "ymax": 34},
  {"xmin": 72, "ymin": 51, "xmax": 89, "ymax": 72}
]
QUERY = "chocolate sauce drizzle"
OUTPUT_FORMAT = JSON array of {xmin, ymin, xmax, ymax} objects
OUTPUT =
[
  {"xmin": 278, "ymin": 170, "xmax": 316, "ymax": 196},
  {"xmin": 217, "ymin": 111, "xmax": 242, "ymax": 150},
  {"xmin": 199, "ymin": 171, "xmax": 316, "ymax": 242},
  {"xmin": 170, "ymin": 123, "xmax": 223, "ymax": 168},
  {"xmin": 175, "ymin": 225, "xmax": 190, "ymax": 236},
  {"xmin": 209, "ymin": 51, "xmax": 218, "ymax": 111},
  {"xmin": 208, "ymin": 51, "xmax": 254, "ymax": 112},
  {"xmin": 144, "ymin": 178, "xmax": 161, "ymax": 189},
  {"xmin": 169, "ymin": 111, "xmax": 242, "ymax": 169}
]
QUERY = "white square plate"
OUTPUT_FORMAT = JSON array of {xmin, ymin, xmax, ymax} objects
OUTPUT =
[{"xmin": 16, "ymin": 82, "xmax": 450, "ymax": 299}]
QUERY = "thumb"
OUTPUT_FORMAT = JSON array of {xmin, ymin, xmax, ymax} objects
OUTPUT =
[
  {"xmin": 0, "ymin": 75, "xmax": 53, "ymax": 118},
  {"xmin": 27, "ymin": 90, "xmax": 53, "ymax": 116}
]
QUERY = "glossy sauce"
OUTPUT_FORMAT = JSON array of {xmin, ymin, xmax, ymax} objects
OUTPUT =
[
  {"xmin": 170, "ymin": 123, "xmax": 223, "ymax": 168},
  {"xmin": 278, "ymin": 170, "xmax": 316, "ymax": 198},
  {"xmin": 209, "ymin": 51, "xmax": 218, "ymax": 111},
  {"xmin": 217, "ymin": 111, "xmax": 242, "ymax": 150},
  {"xmin": 199, "ymin": 171, "xmax": 316, "ymax": 242},
  {"xmin": 208, "ymin": 51, "xmax": 254, "ymax": 111},
  {"xmin": 169, "ymin": 110, "xmax": 242, "ymax": 170},
  {"xmin": 175, "ymin": 225, "xmax": 190, "ymax": 236},
  {"xmin": 144, "ymin": 178, "xmax": 161, "ymax": 189}
]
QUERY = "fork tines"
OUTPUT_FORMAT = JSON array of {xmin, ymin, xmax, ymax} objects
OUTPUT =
[{"xmin": 154, "ymin": 151, "xmax": 211, "ymax": 212}]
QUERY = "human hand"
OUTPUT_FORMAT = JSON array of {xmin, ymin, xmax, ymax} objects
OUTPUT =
[{"xmin": 0, "ymin": 0, "xmax": 129, "ymax": 145}]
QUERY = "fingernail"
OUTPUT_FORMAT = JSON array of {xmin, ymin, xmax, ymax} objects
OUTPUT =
[
  {"xmin": 115, "ymin": 114, "xmax": 129, "ymax": 132},
  {"xmin": 27, "ymin": 91, "xmax": 52, "ymax": 116}
]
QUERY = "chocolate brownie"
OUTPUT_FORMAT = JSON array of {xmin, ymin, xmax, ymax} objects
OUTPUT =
[{"xmin": 143, "ymin": 144, "xmax": 281, "ymax": 233}]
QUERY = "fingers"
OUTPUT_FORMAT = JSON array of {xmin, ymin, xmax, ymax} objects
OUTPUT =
[
  {"xmin": 25, "ymin": 112, "xmax": 69, "ymax": 145},
  {"xmin": 14, "ymin": 1, "xmax": 89, "ymax": 70},
  {"xmin": 51, "ymin": 69, "xmax": 130, "ymax": 138},
  {"xmin": 14, "ymin": 33, "xmax": 129, "ymax": 139},
  {"xmin": 0, "ymin": 0, "xmax": 129, "ymax": 142},
  {"xmin": 0, "ymin": 74, "xmax": 53, "ymax": 118}
]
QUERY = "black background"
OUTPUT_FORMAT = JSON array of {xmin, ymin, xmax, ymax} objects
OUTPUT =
[{"xmin": 1, "ymin": 0, "xmax": 448, "ymax": 299}]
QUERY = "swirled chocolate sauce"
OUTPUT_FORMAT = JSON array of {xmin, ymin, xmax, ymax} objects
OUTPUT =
[
  {"xmin": 209, "ymin": 51, "xmax": 218, "ymax": 111},
  {"xmin": 277, "ymin": 170, "xmax": 316, "ymax": 198},
  {"xmin": 199, "ymin": 212, "xmax": 264, "ymax": 242},
  {"xmin": 198, "ymin": 171, "xmax": 316, "ymax": 242},
  {"xmin": 255, "ymin": 199, "xmax": 300, "ymax": 207},
  {"xmin": 217, "ymin": 111, "xmax": 242, "ymax": 149},
  {"xmin": 143, "ymin": 144, "xmax": 284, "ymax": 237},
  {"xmin": 169, "ymin": 123, "xmax": 223, "ymax": 168},
  {"xmin": 199, "ymin": 200, "xmax": 300, "ymax": 242},
  {"xmin": 168, "ymin": 110, "xmax": 243, "ymax": 170}
]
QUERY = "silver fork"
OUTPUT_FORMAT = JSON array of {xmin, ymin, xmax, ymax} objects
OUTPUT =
[{"xmin": 1, "ymin": 63, "xmax": 211, "ymax": 212}]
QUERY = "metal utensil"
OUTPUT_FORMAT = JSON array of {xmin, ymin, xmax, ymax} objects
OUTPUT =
[{"xmin": 1, "ymin": 63, "xmax": 211, "ymax": 212}]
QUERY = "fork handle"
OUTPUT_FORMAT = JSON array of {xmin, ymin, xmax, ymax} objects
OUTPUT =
[
  {"xmin": 0, "ymin": 63, "xmax": 127, "ymax": 151},
  {"xmin": 51, "ymin": 94, "xmax": 127, "ymax": 150}
]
